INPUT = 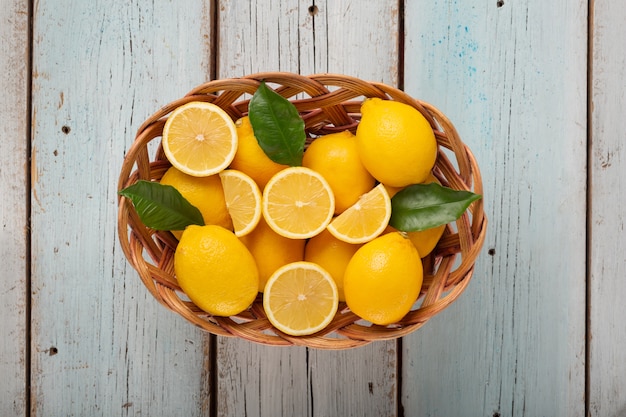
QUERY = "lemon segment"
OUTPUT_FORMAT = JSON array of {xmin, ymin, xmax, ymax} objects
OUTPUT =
[
  {"xmin": 262, "ymin": 166, "xmax": 335, "ymax": 239},
  {"xmin": 263, "ymin": 261, "xmax": 338, "ymax": 336},
  {"xmin": 327, "ymin": 183, "xmax": 391, "ymax": 244},
  {"xmin": 219, "ymin": 169, "xmax": 262, "ymax": 237},
  {"xmin": 162, "ymin": 101, "xmax": 238, "ymax": 177}
]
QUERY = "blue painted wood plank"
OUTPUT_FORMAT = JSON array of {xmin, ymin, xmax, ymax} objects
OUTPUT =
[
  {"xmin": 30, "ymin": 1, "xmax": 214, "ymax": 415},
  {"xmin": 0, "ymin": 1, "xmax": 29, "ymax": 415},
  {"xmin": 215, "ymin": 1, "xmax": 400, "ymax": 416},
  {"xmin": 588, "ymin": 0, "xmax": 626, "ymax": 415},
  {"xmin": 402, "ymin": 1, "xmax": 587, "ymax": 415}
]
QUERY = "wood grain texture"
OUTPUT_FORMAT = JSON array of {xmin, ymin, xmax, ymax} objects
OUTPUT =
[
  {"xmin": 215, "ymin": 1, "xmax": 399, "ymax": 416},
  {"xmin": 402, "ymin": 1, "xmax": 587, "ymax": 415},
  {"xmin": 30, "ymin": 1, "xmax": 214, "ymax": 415},
  {"xmin": 0, "ymin": 1, "xmax": 29, "ymax": 415},
  {"xmin": 588, "ymin": 0, "xmax": 626, "ymax": 415},
  {"xmin": 14, "ymin": 0, "xmax": 626, "ymax": 414}
]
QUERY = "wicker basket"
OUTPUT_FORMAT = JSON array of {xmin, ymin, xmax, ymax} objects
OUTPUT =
[{"xmin": 117, "ymin": 72, "xmax": 487, "ymax": 350}]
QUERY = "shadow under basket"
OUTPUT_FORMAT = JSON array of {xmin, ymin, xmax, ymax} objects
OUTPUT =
[{"xmin": 117, "ymin": 72, "xmax": 488, "ymax": 350}]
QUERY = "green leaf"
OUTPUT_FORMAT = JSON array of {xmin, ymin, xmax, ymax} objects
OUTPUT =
[
  {"xmin": 248, "ymin": 81, "xmax": 306, "ymax": 166},
  {"xmin": 118, "ymin": 180, "xmax": 205, "ymax": 231},
  {"xmin": 389, "ymin": 183, "xmax": 482, "ymax": 232}
]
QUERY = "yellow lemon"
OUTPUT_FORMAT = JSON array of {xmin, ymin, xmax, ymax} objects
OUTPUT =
[
  {"xmin": 304, "ymin": 229, "xmax": 362, "ymax": 302},
  {"xmin": 344, "ymin": 232, "xmax": 423, "ymax": 325},
  {"xmin": 327, "ymin": 183, "xmax": 391, "ymax": 244},
  {"xmin": 239, "ymin": 218, "xmax": 305, "ymax": 292},
  {"xmin": 383, "ymin": 183, "xmax": 404, "ymax": 199},
  {"xmin": 229, "ymin": 116, "xmax": 289, "ymax": 190},
  {"xmin": 303, "ymin": 131, "xmax": 376, "ymax": 213},
  {"xmin": 406, "ymin": 225, "xmax": 446, "ymax": 257},
  {"xmin": 218, "ymin": 169, "xmax": 262, "ymax": 237},
  {"xmin": 384, "ymin": 224, "xmax": 445, "ymax": 258},
  {"xmin": 263, "ymin": 261, "xmax": 338, "ymax": 336},
  {"xmin": 356, "ymin": 98, "xmax": 437, "ymax": 187},
  {"xmin": 162, "ymin": 101, "xmax": 238, "ymax": 177},
  {"xmin": 160, "ymin": 166, "xmax": 233, "ymax": 238},
  {"xmin": 174, "ymin": 225, "xmax": 259, "ymax": 316},
  {"xmin": 262, "ymin": 166, "xmax": 335, "ymax": 239}
]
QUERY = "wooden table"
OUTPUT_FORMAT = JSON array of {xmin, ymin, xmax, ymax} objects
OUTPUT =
[{"xmin": 2, "ymin": 1, "xmax": 624, "ymax": 415}]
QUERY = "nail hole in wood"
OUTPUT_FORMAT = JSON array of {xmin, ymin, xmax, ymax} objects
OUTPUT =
[
  {"xmin": 496, "ymin": 0, "xmax": 504, "ymax": 7},
  {"xmin": 61, "ymin": 125, "xmax": 71, "ymax": 134},
  {"xmin": 493, "ymin": 413, "xmax": 501, "ymax": 417},
  {"xmin": 308, "ymin": 5, "xmax": 318, "ymax": 15},
  {"xmin": 49, "ymin": 346, "xmax": 58, "ymax": 356},
  {"xmin": 488, "ymin": 248, "xmax": 496, "ymax": 256}
]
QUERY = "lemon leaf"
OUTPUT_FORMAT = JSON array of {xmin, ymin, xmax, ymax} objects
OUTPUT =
[
  {"xmin": 249, "ymin": 81, "xmax": 305, "ymax": 166},
  {"xmin": 118, "ymin": 180, "xmax": 205, "ymax": 230},
  {"xmin": 389, "ymin": 183, "xmax": 481, "ymax": 232}
]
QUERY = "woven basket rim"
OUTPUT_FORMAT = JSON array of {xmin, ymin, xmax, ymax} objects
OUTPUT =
[{"xmin": 117, "ymin": 72, "xmax": 487, "ymax": 350}]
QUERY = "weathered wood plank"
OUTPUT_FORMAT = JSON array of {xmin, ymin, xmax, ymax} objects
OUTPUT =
[
  {"xmin": 588, "ymin": 0, "xmax": 626, "ymax": 415},
  {"xmin": 0, "ymin": 1, "xmax": 29, "ymax": 415},
  {"xmin": 215, "ymin": 1, "xmax": 399, "ymax": 416},
  {"xmin": 402, "ymin": 1, "xmax": 587, "ymax": 415},
  {"xmin": 30, "ymin": 1, "xmax": 214, "ymax": 415}
]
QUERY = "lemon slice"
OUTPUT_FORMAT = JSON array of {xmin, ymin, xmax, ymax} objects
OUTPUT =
[
  {"xmin": 262, "ymin": 166, "xmax": 335, "ymax": 239},
  {"xmin": 263, "ymin": 261, "xmax": 338, "ymax": 336},
  {"xmin": 219, "ymin": 169, "xmax": 262, "ymax": 237},
  {"xmin": 327, "ymin": 183, "xmax": 392, "ymax": 244},
  {"xmin": 162, "ymin": 101, "xmax": 237, "ymax": 177}
]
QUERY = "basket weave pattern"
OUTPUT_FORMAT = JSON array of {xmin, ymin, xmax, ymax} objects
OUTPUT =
[{"xmin": 117, "ymin": 72, "xmax": 487, "ymax": 349}]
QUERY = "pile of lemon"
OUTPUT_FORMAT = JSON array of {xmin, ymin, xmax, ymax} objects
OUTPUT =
[{"xmin": 159, "ymin": 98, "xmax": 444, "ymax": 336}]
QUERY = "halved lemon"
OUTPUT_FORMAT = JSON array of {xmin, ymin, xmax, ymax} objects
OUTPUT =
[
  {"xmin": 162, "ymin": 101, "xmax": 237, "ymax": 177},
  {"xmin": 262, "ymin": 166, "xmax": 335, "ymax": 239},
  {"xmin": 327, "ymin": 183, "xmax": 392, "ymax": 244},
  {"xmin": 219, "ymin": 169, "xmax": 262, "ymax": 237},
  {"xmin": 263, "ymin": 261, "xmax": 338, "ymax": 336}
]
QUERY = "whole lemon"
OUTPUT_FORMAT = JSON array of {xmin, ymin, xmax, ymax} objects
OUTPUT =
[
  {"xmin": 160, "ymin": 166, "xmax": 233, "ymax": 237},
  {"xmin": 356, "ymin": 98, "xmax": 437, "ymax": 187},
  {"xmin": 239, "ymin": 218, "xmax": 305, "ymax": 292},
  {"xmin": 174, "ymin": 225, "xmax": 259, "ymax": 316},
  {"xmin": 344, "ymin": 232, "xmax": 423, "ymax": 325},
  {"xmin": 304, "ymin": 229, "xmax": 362, "ymax": 301},
  {"xmin": 229, "ymin": 116, "xmax": 289, "ymax": 190},
  {"xmin": 302, "ymin": 130, "xmax": 376, "ymax": 213}
]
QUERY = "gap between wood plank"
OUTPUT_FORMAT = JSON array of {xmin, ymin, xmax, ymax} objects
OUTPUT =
[
  {"xmin": 397, "ymin": 0, "xmax": 405, "ymax": 92},
  {"xmin": 396, "ymin": 2, "xmax": 405, "ymax": 416},
  {"xmin": 585, "ymin": 0, "xmax": 594, "ymax": 415},
  {"xmin": 210, "ymin": 0, "xmax": 219, "ymax": 81},
  {"xmin": 26, "ymin": 0, "xmax": 34, "ymax": 415},
  {"xmin": 209, "ymin": 1, "xmax": 219, "ymax": 416}
]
